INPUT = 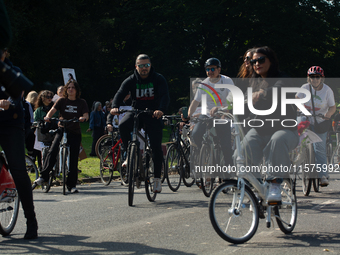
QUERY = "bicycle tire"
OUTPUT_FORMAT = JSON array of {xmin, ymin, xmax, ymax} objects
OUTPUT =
[
  {"xmin": 313, "ymin": 178, "xmax": 320, "ymax": 192},
  {"xmin": 302, "ymin": 144, "xmax": 313, "ymax": 196},
  {"xmin": 0, "ymin": 190, "xmax": 20, "ymax": 236},
  {"xmin": 326, "ymin": 138, "xmax": 333, "ymax": 165},
  {"xmin": 99, "ymin": 146, "xmax": 114, "ymax": 186},
  {"xmin": 199, "ymin": 144, "xmax": 214, "ymax": 197},
  {"xmin": 274, "ymin": 178, "xmax": 297, "ymax": 234},
  {"xmin": 209, "ymin": 180, "xmax": 259, "ymax": 244},
  {"xmin": 119, "ymin": 152, "xmax": 128, "ymax": 186},
  {"xmin": 62, "ymin": 147, "xmax": 68, "ymax": 195},
  {"xmin": 182, "ymin": 146, "xmax": 195, "ymax": 187},
  {"xmin": 145, "ymin": 150, "xmax": 157, "ymax": 202},
  {"xmin": 165, "ymin": 144, "xmax": 182, "ymax": 192},
  {"xmin": 95, "ymin": 133, "xmax": 118, "ymax": 158},
  {"xmin": 25, "ymin": 155, "xmax": 39, "ymax": 182},
  {"xmin": 128, "ymin": 144, "xmax": 138, "ymax": 206}
]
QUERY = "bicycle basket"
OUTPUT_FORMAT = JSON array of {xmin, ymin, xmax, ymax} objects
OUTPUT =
[{"xmin": 37, "ymin": 127, "xmax": 55, "ymax": 143}]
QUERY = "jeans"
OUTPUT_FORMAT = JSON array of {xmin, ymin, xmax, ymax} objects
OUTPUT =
[
  {"xmin": 233, "ymin": 128, "xmax": 299, "ymax": 180},
  {"xmin": 0, "ymin": 126, "xmax": 36, "ymax": 221}
]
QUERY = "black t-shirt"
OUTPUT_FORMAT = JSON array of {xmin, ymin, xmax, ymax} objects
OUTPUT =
[{"xmin": 54, "ymin": 98, "xmax": 89, "ymax": 134}]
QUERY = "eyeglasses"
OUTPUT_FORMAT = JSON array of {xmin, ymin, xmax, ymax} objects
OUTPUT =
[
  {"xmin": 44, "ymin": 95, "xmax": 52, "ymax": 99},
  {"xmin": 206, "ymin": 67, "xmax": 217, "ymax": 72},
  {"xmin": 310, "ymin": 76, "xmax": 321, "ymax": 80},
  {"xmin": 250, "ymin": 56, "xmax": 266, "ymax": 65},
  {"xmin": 244, "ymin": 56, "xmax": 251, "ymax": 62},
  {"xmin": 137, "ymin": 63, "xmax": 151, "ymax": 68}
]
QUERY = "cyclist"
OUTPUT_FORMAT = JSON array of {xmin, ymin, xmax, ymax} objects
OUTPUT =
[
  {"xmin": 34, "ymin": 80, "xmax": 89, "ymax": 193},
  {"xmin": 234, "ymin": 46, "xmax": 299, "ymax": 204},
  {"xmin": 182, "ymin": 58, "xmax": 234, "ymax": 170},
  {"xmin": 296, "ymin": 66, "xmax": 336, "ymax": 186},
  {"xmin": 107, "ymin": 54, "xmax": 170, "ymax": 193}
]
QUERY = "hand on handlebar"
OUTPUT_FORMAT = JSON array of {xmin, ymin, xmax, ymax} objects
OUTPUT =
[
  {"xmin": 110, "ymin": 108, "xmax": 120, "ymax": 115},
  {"xmin": 153, "ymin": 110, "xmax": 163, "ymax": 119},
  {"xmin": 107, "ymin": 124, "xmax": 113, "ymax": 132},
  {"xmin": 0, "ymin": 100, "xmax": 11, "ymax": 111},
  {"xmin": 79, "ymin": 117, "xmax": 86, "ymax": 122}
]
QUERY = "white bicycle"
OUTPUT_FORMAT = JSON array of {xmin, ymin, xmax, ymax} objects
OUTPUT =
[{"xmin": 209, "ymin": 111, "xmax": 297, "ymax": 244}]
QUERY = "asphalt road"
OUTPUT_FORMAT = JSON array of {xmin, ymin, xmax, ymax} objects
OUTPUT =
[{"xmin": 1, "ymin": 174, "xmax": 340, "ymax": 255}]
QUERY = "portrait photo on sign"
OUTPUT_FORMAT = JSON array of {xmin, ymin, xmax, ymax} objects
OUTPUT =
[{"xmin": 62, "ymin": 68, "xmax": 77, "ymax": 85}]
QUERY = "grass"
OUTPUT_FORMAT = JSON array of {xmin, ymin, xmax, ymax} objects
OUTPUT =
[{"xmin": 77, "ymin": 123, "xmax": 171, "ymax": 180}]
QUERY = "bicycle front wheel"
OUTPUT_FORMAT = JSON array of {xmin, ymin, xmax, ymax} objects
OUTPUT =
[
  {"xmin": 25, "ymin": 155, "xmax": 39, "ymax": 182},
  {"xmin": 99, "ymin": 147, "xmax": 114, "ymax": 186},
  {"xmin": 145, "ymin": 150, "xmax": 157, "ymax": 202},
  {"xmin": 165, "ymin": 144, "xmax": 182, "ymax": 192},
  {"xmin": 209, "ymin": 180, "xmax": 259, "ymax": 244},
  {"xmin": 199, "ymin": 144, "xmax": 214, "ymax": 197},
  {"xmin": 274, "ymin": 178, "xmax": 297, "ymax": 234},
  {"xmin": 127, "ymin": 144, "xmax": 138, "ymax": 206},
  {"xmin": 0, "ymin": 189, "xmax": 20, "ymax": 236},
  {"xmin": 182, "ymin": 146, "xmax": 195, "ymax": 187},
  {"xmin": 302, "ymin": 144, "xmax": 313, "ymax": 196},
  {"xmin": 62, "ymin": 147, "xmax": 69, "ymax": 195}
]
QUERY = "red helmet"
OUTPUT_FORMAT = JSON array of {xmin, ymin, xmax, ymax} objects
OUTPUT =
[{"xmin": 307, "ymin": 66, "xmax": 324, "ymax": 76}]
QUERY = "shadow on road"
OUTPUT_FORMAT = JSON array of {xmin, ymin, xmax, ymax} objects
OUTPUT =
[{"xmin": 0, "ymin": 233, "xmax": 196, "ymax": 254}]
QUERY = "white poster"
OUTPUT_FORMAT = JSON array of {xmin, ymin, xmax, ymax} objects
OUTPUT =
[{"xmin": 62, "ymin": 68, "xmax": 77, "ymax": 85}]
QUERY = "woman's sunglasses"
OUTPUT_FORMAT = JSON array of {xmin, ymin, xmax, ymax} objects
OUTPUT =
[
  {"xmin": 250, "ymin": 56, "xmax": 266, "ymax": 65},
  {"xmin": 43, "ymin": 95, "xmax": 53, "ymax": 99}
]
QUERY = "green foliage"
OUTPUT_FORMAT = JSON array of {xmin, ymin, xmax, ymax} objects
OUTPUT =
[{"xmin": 3, "ymin": 0, "xmax": 340, "ymax": 111}]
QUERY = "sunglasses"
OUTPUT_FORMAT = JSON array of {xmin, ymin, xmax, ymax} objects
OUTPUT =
[
  {"xmin": 206, "ymin": 67, "xmax": 217, "ymax": 72},
  {"xmin": 44, "ymin": 95, "xmax": 52, "ymax": 99},
  {"xmin": 67, "ymin": 86, "xmax": 75, "ymax": 90},
  {"xmin": 250, "ymin": 56, "xmax": 266, "ymax": 65},
  {"xmin": 310, "ymin": 76, "xmax": 321, "ymax": 80},
  {"xmin": 137, "ymin": 63, "xmax": 151, "ymax": 68},
  {"xmin": 244, "ymin": 56, "xmax": 251, "ymax": 61}
]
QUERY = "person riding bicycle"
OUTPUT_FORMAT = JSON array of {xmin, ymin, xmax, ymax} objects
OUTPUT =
[
  {"xmin": 34, "ymin": 80, "xmax": 89, "ymax": 194},
  {"xmin": 182, "ymin": 58, "xmax": 234, "ymax": 170},
  {"xmin": 107, "ymin": 54, "xmax": 170, "ymax": 193},
  {"xmin": 234, "ymin": 46, "xmax": 299, "ymax": 204},
  {"xmin": 296, "ymin": 66, "xmax": 336, "ymax": 186}
]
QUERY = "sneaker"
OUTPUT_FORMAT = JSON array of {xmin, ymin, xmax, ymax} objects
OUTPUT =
[
  {"xmin": 153, "ymin": 178, "xmax": 162, "ymax": 193},
  {"xmin": 122, "ymin": 159, "xmax": 128, "ymax": 168},
  {"xmin": 320, "ymin": 176, "xmax": 329, "ymax": 187},
  {"xmin": 68, "ymin": 187, "xmax": 79, "ymax": 194},
  {"xmin": 34, "ymin": 177, "xmax": 45, "ymax": 186},
  {"xmin": 267, "ymin": 183, "xmax": 282, "ymax": 204}
]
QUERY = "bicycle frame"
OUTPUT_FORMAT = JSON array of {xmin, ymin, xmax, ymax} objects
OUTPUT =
[{"xmin": 103, "ymin": 138, "xmax": 122, "ymax": 171}]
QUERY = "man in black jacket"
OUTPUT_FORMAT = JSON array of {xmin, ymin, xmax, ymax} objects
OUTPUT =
[{"xmin": 107, "ymin": 54, "xmax": 169, "ymax": 193}]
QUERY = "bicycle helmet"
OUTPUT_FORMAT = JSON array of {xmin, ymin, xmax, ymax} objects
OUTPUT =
[
  {"xmin": 205, "ymin": 58, "xmax": 221, "ymax": 67},
  {"xmin": 307, "ymin": 66, "xmax": 324, "ymax": 76}
]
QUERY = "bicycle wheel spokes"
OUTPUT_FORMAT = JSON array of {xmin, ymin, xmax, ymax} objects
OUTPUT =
[
  {"xmin": 99, "ymin": 147, "xmax": 114, "ymax": 186},
  {"xmin": 274, "ymin": 179, "xmax": 297, "ymax": 234},
  {"xmin": 95, "ymin": 134, "xmax": 114, "ymax": 158},
  {"xmin": 25, "ymin": 155, "xmax": 39, "ymax": 183},
  {"xmin": 165, "ymin": 144, "xmax": 182, "ymax": 192},
  {"xmin": 0, "ymin": 190, "xmax": 20, "ymax": 236},
  {"xmin": 209, "ymin": 181, "xmax": 259, "ymax": 244},
  {"xmin": 199, "ymin": 144, "xmax": 214, "ymax": 197}
]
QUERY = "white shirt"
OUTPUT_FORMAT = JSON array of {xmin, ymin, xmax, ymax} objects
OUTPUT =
[
  {"xmin": 193, "ymin": 75, "xmax": 234, "ymax": 116},
  {"xmin": 296, "ymin": 83, "xmax": 335, "ymax": 124}
]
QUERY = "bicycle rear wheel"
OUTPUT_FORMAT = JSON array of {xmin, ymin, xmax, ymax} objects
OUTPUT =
[
  {"xmin": 99, "ymin": 147, "xmax": 114, "ymax": 186},
  {"xmin": 127, "ymin": 144, "xmax": 138, "ymax": 206},
  {"xmin": 145, "ymin": 150, "xmax": 157, "ymax": 202},
  {"xmin": 274, "ymin": 178, "xmax": 297, "ymax": 234},
  {"xmin": 165, "ymin": 144, "xmax": 182, "ymax": 192},
  {"xmin": 0, "ymin": 190, "xmax": 20, "ymax": 236},
  {"xmin": 209, "ymin": 180, "xmax": 259, "ymax": 244}
]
